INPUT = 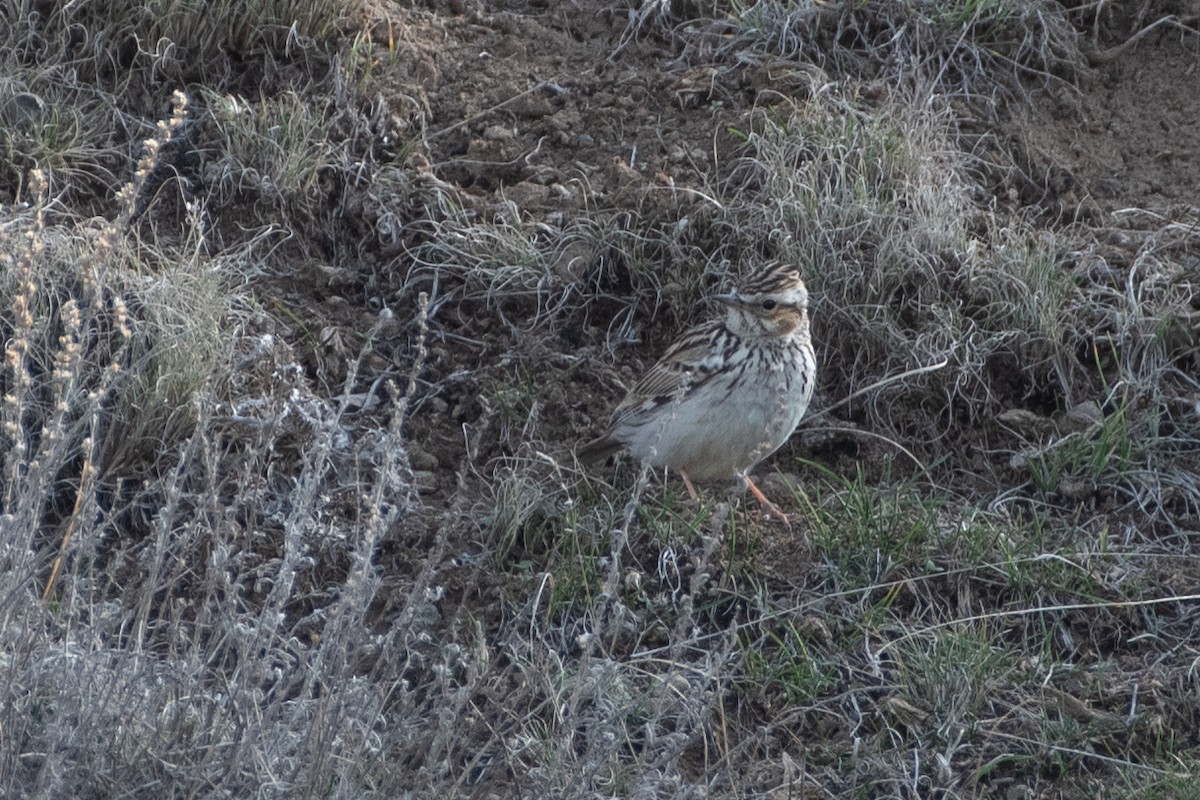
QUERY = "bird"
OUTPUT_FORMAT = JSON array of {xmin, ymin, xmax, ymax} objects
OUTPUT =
[{"xmin": 579, "ymin": 261, "xmax": 816, "ymax": 524}]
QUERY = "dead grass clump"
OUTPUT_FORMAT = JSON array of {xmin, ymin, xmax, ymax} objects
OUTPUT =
[
  {"xmin": 204, "ymin": 89, "xmax": 344, "ymax": 221},
  {"xmin": 3, "ymin": 0, "xmax": 350, "ymax": 94},
  {"xmin": 721, "ymin": 89, "xmax": 1200, "ymax": 531},
  {"xmin": 721, "ymin": 93, "xmax": 1067, "ymax": 439},
  {"xmin": 0, "ymin": 0, "xmax": 356, "ymax": 220},
  {"xmin": 406, "ymin": 204, "xmax": 717, "ymax": 349},
  {"xmin": 1001, "ymin": 220, "xmax": 1200, "ymax": 523},
  {"xmin": 0, "ymin": 96, "xmax": 427, "ymax": 798},
  {"xmin": 645, "ymin": 0, "xmax": 1086, "ymax": 106},
  {"xmin": 0, "ymin": 83, "xmax": 117, "ymax": 207}
]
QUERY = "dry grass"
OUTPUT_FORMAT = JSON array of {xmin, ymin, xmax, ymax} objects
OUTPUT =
[{"xmin": 0, "ymin": 0, "xmax": 1197, "ymax": 797}]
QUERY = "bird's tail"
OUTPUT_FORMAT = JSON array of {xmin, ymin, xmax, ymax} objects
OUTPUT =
[{"xmin": 576, "ymin": 435, "xmax": 622, "ymax": 465}]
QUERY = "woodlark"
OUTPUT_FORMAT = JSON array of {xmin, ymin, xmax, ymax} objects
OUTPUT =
[{"xmin": 580, "ymin": 262, "xmax": 816, "ymax": 523}]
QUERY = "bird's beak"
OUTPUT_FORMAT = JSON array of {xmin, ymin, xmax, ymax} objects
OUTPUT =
[{"xmin": 711, "ymin": 292, "xmax": 742, "ymax": 307}]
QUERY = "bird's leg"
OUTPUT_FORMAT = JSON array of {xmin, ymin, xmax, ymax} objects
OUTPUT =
[
  {"xmin": 741, "ymin": 473, "xmax": 790, "ymax": 526},
  {"xmin": 679, "ymin": 470, "xmax": 699, "ymax": 500}
]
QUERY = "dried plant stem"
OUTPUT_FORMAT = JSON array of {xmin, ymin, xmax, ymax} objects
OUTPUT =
[{"xmin": 41, "ymin": 457, "xmax": 93, "ymax": 603}]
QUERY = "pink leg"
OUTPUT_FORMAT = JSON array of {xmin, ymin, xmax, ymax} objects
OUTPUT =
[
  {"xmin": 679, "ymin": 470, "xmax": 699, "ymax": 500},
  {"xmin": 741, "ymin": 474, "xmax": 790, "ymax": 526}
]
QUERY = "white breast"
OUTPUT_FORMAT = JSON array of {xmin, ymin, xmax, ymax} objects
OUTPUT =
[{"xmin": 619, "ymin": 340, "xmax": 814, "ymax": 481}]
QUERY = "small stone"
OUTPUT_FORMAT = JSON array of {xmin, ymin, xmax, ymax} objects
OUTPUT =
[
  {"xmin": 408, "ymin": 446, "xmax": 439, "ymax": 471},
  {"xmin": 1058, "ymin": 477, "xmax": 1095, "ymax": 499},
  {"xmin": 1064, "ymin": 401, "xmax": 1102, "ymax": 432}
]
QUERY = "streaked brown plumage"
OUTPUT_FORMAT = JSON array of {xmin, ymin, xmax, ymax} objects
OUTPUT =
[{"xmin": 580, "ymin": 262, "xmax": 816, "ymax": 523}]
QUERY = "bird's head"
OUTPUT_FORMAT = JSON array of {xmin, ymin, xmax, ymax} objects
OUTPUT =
[{"xmin": 714, "ymin": 263, "xmax": 810, "ymax": 339}]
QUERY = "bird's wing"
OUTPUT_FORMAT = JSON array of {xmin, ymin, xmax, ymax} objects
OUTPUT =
[{"xmin": 612, "ymin": 322, "xmax": 727, "ymax": 418}]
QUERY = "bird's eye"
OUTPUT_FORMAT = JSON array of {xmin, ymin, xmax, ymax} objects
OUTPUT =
[{"xmin": 761, "ymin": 299, "xmax": 777, "ymax": 311}]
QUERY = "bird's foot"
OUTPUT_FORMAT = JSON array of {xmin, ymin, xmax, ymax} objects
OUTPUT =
[{"xmin": 741, "ymin": 473, "xmax": 791, "ymax": 527}]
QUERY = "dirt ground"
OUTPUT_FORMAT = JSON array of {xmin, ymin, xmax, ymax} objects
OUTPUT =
[
  {"xmin": 349, "ymin": 0, "xmax": 1200, "ymax": 503},
  {"xmin": 6, "ymin": 2, "xmax": 1200, "ymax": 797},
  {"xmin": 371, "ymin": 2, "xmax": 749, "ymax": 222},
  {"xmin": 366, "ymin": 1, "xmax": 1200, "ymax": 230},
  {"xmin": 1023, "ymin": 10, "xmax": 1200, "ymax": 219},
  {"xmin": 344, "ymin": 0, "xmax": 1200, "ymax": 793}
]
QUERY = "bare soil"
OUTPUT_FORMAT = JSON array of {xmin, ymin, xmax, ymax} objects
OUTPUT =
[
  {"xmin": 299, "ymin": 0, "xmax": 1200, "ymax": 793},
  {"xmin": 1024, "ymin": 11, "xmax": 1200, "ymax": 220},
  {"xmin": 349, "ymin": 0, "xmax": 1200, "ymax": 495}
]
